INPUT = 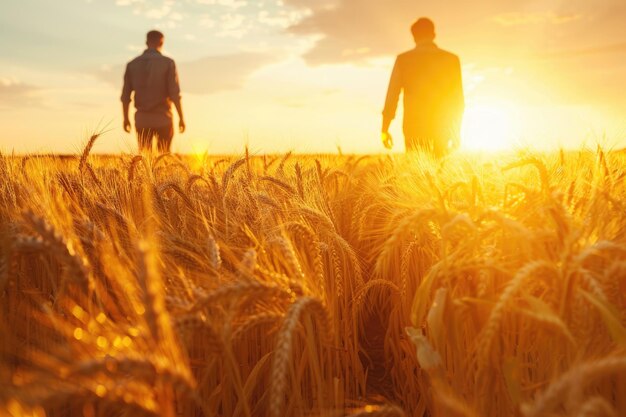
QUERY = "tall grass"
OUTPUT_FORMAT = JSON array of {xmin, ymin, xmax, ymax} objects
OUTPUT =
[{"xmin": 1, "ymin": 146, "xmax": 625, "ymax": 416}]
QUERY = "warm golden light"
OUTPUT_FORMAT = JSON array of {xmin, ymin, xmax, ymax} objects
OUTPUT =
[{"xmin": 461, "ymin": 102, "xmax": 521, "ymax": 151}]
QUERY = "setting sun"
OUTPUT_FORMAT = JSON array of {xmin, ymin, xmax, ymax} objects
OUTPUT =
[{"xmin": 461, "ymin": 102, "xmax": 521, "ymax": 151}]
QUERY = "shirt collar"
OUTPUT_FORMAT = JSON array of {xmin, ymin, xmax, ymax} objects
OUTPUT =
[
  {"xmin": 415, "ymin": 41, "xmax": 437, "ymax": 49},
  {"xmin": 143, "ymin": 48, "xmax": 162, "ymax": 55}
]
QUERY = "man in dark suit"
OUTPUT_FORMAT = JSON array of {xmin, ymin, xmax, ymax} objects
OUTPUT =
[
  {"xmin": 121, "ymin": 30, "xmax": 186, "ymax": 153},
  {"xmin": 382, "ymin": 18, "xmax": 464, "ymax": 156}
]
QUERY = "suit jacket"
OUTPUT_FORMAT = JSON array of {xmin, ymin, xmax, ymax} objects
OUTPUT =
[{"xmin": 383, "ymin": 42, "xmax": 464, "ymax": 143}]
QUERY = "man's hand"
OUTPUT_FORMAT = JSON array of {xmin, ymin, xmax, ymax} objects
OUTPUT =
[
  {"xmin": 381, "ymin": 131, "xmax": 394, "ymax": 150},
  {"xmin": 123, "ymin": 119, "xmax": 131, "ymax": 133},
  {"xmin": 179, "ymin": 119, "xmax": 186, "ymax": 134}
]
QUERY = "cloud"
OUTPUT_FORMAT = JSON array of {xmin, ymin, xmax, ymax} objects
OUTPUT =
[
  {"xmin": 282, "ymin": 0, "xmax": 523, "ymax": 64},
  {"xmin": 107, "ymin": 0, "xmax": 263, "ymax": 36},
  {"xmin": 114, "ymin": 0, "xmax": 183, "ymax": 27},
  {"xmin": 216, "ymin": 13, "xmax": 248, "ymax": 38},
  {"xmin": 94, "ymin": 53, "xmax": 273, "ymax": 95},
  {"xmin": 537, "ymin": 42, "xmax": 626, "ymax": 60},
  {"xmin": 527, "ymin": 41, "xmax": 626, "ymax": 106},
  {"xmin": 195, "ymin": 0, "xmax": 247, "ymax": 9},
  {"xmin": 284, "ymin": 0, "xmax": 419, "ymax": 65},
  {"xmin": 492, "ymin": 12, "xmax": 582, "ymax": 26},
  {"xmin": 182, "ymin": 53, "xmax": 273, "ymax": 94},
  {"xmin": 0, "ymin": 79, "xmax": 44, "ymax": 109},
  {"xmin": 258, "ymin": 7, "xmax": 311, "ymax": 29},
  {"xmin": 281, "ymin": 0, "xmax": 626, "ymax": 66}
]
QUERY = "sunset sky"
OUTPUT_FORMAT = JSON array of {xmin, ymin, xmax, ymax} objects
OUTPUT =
[{"xmin": 1, "ymin": 0, "xmax": 625, "ymax": 154}]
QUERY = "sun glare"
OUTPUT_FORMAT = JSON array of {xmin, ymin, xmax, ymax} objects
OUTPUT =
[{"xmin": 461, "ymin": 103, "xmax": 521, "ymax": 151}]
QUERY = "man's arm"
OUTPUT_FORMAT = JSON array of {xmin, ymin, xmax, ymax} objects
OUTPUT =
[
  {"xmin": 168, "ymin": 60, "xmax": 185, "ymax": 133},
  {"xmin": 382, "ymin": 57, "xmax": 402, "ymax": 133},
  {"xmin": 121, "ymin": 64, "xmax": 132, "ymax": 133},
  {"xmin": 122, "ymin": 102, "xmax": 131, "ymax": 133},
  {"xmin": 173, "ymin": 99, "xmax": 185, "ymax": 133}
]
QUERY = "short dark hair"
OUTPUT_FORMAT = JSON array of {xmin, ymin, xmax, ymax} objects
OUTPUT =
[
  {"xmin": 147, "ymin": 30, "xmax": 164, "ymax": 44},
  {"xmin": 411, "ymin": 18, "xmax": 435, "ymax": 39}
]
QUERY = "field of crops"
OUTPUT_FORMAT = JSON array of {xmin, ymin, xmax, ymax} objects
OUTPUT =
[{"xmin": 1, "ymin": 143, "xmax": 625, "ymax": 417}]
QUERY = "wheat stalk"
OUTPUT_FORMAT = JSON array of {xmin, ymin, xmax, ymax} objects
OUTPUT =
[{"xmin": 269, "ymin": 296, "xmax": 331, "ymax": 417}]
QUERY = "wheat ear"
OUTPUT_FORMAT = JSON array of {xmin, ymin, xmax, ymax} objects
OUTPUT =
[
  {"xmin": 269, "ymin": 297, "xmax": 331, "ymax": 417},
  {"xmin": 78, "ymin": 132, "xmax": 100, "ymax": 172},
  {"xmin": 128, "ymin": 155, "xmax": 144, "ymax": 182},
  {"xmin": 22, "ymin": 211, "xmax": 90, "ymax": 285}
]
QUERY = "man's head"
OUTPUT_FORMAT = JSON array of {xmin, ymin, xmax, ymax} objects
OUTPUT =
[
  {"xmin": 146, "ymin": 30, "xmax": 164, "ymax": 50},
  {"xmin": 411, "ymin": 18, "xmax": 435, "ymax": 43}
]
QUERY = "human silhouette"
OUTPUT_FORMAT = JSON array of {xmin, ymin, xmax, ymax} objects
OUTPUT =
[
  {"xmin": 382, "ymin": 18, "xmax": 464, "ymax": 156},
  {"xmin": 121, "ymin": 30, "xmax": 185, "ymax": 153}
]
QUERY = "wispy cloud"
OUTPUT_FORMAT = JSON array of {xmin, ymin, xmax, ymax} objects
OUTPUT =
[
  {"xmin": 0, "ymin": 78, "xmax": 44, "ymax": 109},
  {"xmin": 182, "ymin": 53, "xmax": 273, "ymax": 93},
  {"xmin": 216, "ymin": 13, "xmax": 249, "ymax": 38},
  {"xmin": 114, "ymin": 0, "xmax": 182, "ymax": 27},
  {"xmin": 195, "ymin": 0, "xmax": 247, "ymax": 9},
  {"xmin": 537, "ymin": 42, "xmax": 626, "ymax": 60},
  {"xmin": 284, "ymin": 0, "xmax": 420, "ymax": 65},
  {"xmin": 107, "ymin": 0, "xmax": 301, "ymax": 37},
  {"xmin": 258, "ymin": 8, "xmax": 309, "ymax": 29},
  {"xmin": 492, "ymin": 12, "xmax": 582, "ymax": 27}
]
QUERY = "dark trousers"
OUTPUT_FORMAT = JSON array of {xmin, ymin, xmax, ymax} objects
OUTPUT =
[{"xmin": 137, "ymin": 125, "xmax": 174, "ymax": 153}]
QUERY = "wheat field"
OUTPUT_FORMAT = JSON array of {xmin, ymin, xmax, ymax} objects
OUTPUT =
[{"xmin": 1, "ymin": 140, "xmax": 625, "ymax": 417}]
